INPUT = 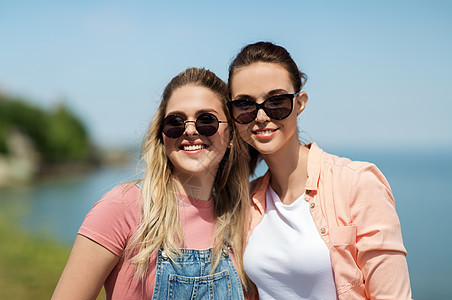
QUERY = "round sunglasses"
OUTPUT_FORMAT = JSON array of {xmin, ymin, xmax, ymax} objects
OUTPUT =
[
  {"xmin": 162, "ymin": 112, "xmax": 228, "ymax": 139},
  {"xmin": 227, "ymin": 92, "xmax": 299, "ymax": 124}
]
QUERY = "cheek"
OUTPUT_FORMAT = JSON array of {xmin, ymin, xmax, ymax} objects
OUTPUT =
[
  {"xmin": 287, "ymin": 114, "xmax": 299, "ymax": 131},
  {"xmin": 162, "ymin": 136, "xmax": 169, "ymax": 148},
  {"xmin": 214, "ymin": 128, "xmax": 230, "ymax": 151},
  {"xmin": 163, "ymin": 137, "xmax": 176, "ymax": 153},
  {"xmin": 236, "ymin": 124, "xmax": 252, "ymax": 142}
]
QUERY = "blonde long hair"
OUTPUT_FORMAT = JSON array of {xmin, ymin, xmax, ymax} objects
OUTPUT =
[{"xmin": 126, "ymin": 68, "xmax": 252, "ymax": 290}]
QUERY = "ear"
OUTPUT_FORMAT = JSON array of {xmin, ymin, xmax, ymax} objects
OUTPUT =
[{"xmin": 295, "ymin": 92, "xmax": 308, "ymax": 116}]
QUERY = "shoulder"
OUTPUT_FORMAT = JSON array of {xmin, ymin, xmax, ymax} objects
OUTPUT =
[
  {"xmin": 319, "ymin": 148, "xmax": 384, "ymax": 183},
  {"xmin": 320, "ymin": 148, "xmax": 373, "ymax": 171},
  {"xmin": 78, "ymin": 184, "xmax": 143, "ymax": 255},
  {"xmin": 95, "ymin": 184, "xmax": 142, "ymax": 209},
  {"xmin": 309, "ymin": 144, "xmax": 391, "ymax": 196},
  {"xmin": 84, "ymin": 183, "xmax": 142, "ymax": 219},
  {"xmin": 84, "ymin": 184, "xmax": 143, "ymax": 223},
  {"xmin": 307, "ymin": 143, "xmax": 378, "ymax": 190},
  {"xmin": 84, "ymin": 184, "xmax": 140, "ymax": 224},
  {"xmin": 317, "ymin": 149, "xmax": 395, "ymax": 210}
]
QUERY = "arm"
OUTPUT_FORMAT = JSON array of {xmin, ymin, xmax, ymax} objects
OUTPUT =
[
  {"xmin": 52, "ymin": 234, "xmax": 120, "ymax": 300},
  {"xmin": 351, "ymin": 164, "xmax": 412, "ymax": 299}
]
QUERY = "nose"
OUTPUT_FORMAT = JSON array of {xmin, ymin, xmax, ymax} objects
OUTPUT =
[
  {"xmin": 254, "ymin": 108, "xmax": 270, "ymax": 123},
  {"xmin": 183, "ymin": 120, "xmax": 198, "ymax": 136}
]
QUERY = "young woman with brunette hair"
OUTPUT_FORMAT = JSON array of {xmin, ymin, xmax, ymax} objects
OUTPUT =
[
  {"xmin": 228, "ymin": 42, "xmax": 412, "ymax": 299},
  {"xmin": 53, "ymin": 67, "xmax": 253, "ymax": 299}
]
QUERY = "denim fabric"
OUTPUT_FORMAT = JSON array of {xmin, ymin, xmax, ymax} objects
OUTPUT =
[{"xmin": 152, "ymin": 247, "xmax": 244, "ymax": 300}]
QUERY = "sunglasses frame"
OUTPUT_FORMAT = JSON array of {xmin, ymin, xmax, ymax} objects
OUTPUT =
[
  {"xmin": 227, "ymin": 92, "xmax": 300, "ymax": 124},
  {"xmin": 162, "ymin": 112, "xmax": 228, "ymax": 139}
]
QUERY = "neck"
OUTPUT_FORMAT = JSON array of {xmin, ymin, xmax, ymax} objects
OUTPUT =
[
  {"xmin": 262, "ymin": 137, "xmax": 309, "ymax": 205},
  {"xmin": 173, "ymin": 171, "xmax": 216, "ymax": 201}
]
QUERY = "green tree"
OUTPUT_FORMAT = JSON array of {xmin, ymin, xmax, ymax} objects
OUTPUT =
[
  {"xmin": 45, "ymin": 104, "xmax": 90, "ymax": 161},
  {"xmin": 0, "ymin": 93, "xmax": 92, "ymax": 162}
]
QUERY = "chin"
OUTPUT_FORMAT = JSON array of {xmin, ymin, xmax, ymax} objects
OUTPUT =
[
  {"xmin": 251, "ymin": 143, "xmax": 278, "ymax": 155},
  {"xmin": 175, "ymin": 163, "xmax": 219, "ymax": 177}
]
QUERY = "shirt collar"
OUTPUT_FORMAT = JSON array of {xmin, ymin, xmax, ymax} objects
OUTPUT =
[
  {"xmin": 250, "ymin": 142, "xmax": 324, "ymax": 210},
  {"xmin": 305, "ymin": 142, "xmax": 323, "ymax": 191}
]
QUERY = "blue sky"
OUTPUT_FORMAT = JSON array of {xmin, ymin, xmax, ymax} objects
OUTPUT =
[{"xmin": 1, "ymin": 0, "xmax": 451, "ymax": 151}]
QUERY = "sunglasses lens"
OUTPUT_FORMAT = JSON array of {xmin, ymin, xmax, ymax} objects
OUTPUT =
[
  {"xmin": 162, "ymin": 115, "xmax": 185, "ymax": 138},
  {"xmin": 230, "ymin": 100, "xmax": 257, "ymax": 124},
  {"xmin": 264, "ymin": 95, "xmax": 292, "ymax": 119},
  {"xmin": 196, "ymin": 113, "xmax": 219, "ymax": 136}
]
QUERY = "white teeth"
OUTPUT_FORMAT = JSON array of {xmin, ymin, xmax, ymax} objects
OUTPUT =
[
  {"xmin": 183, "ymin": 144, "xmax": 205, "ymax": 151},
  {"xmin": 258, "ymin": 130, "xmax": 275, "ymax": 135}
]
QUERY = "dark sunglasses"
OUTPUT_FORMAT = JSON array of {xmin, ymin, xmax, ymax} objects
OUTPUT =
[
  {"xmin": 162, "ymin": 112, "xmax": 228, "ymax": 139},
  {"xmin": 227, "ymin": 92, "xmax": 299, "ymax": 124}
]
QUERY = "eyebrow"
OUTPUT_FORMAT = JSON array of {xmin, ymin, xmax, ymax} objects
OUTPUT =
[
  {"xmin": 165, "ymin": 108, "xmax": 221, "ymax": 118},
  {"xmin": 232, "ymin": 89, "xmax": 290, "ymax": 101}
]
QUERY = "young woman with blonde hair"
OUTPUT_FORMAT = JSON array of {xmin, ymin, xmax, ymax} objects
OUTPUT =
[
  {"xmin": 227, "ymin": 42, "xmax": 412, "ymax": 299},
  {"xmin": 53, "ymin": 67, "xmax": 253, "ymax": 299}
]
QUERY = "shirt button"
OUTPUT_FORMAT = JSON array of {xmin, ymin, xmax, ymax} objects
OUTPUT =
[
  {"xmin": 161, "ymin": 250, "xmax": 168, "ymax": 259},
  {"xmin": 320, "ymin": 228, "xmax": 327, "ymax": 234},
  {"xmin": 310, "ymin": 203, "xmax": 315, "ymax": 209}
]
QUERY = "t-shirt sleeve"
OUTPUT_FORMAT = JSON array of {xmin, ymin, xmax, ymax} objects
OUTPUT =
[{"xmin": 78, "ymin": 184, "xmax": 142, "ymax": 257}]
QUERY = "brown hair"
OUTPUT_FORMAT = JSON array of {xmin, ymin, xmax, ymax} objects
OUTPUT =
[
  {"xmin": 127, "ymin": 67, "xmax": 252, "ymax": 291},
  {"xmin": 228, "ymin": 42, "xmax": 308, "ymax": 173}
]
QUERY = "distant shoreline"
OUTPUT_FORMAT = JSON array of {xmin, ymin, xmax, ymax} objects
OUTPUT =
[{"xmin": 0, "ymin": 147, "xmax": 137, "ymax": 189}]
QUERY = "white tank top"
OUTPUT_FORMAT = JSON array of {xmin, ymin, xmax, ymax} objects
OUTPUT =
[{"xmin": 244, "ymin": 185, "xmax": 337, "ymax": 299}]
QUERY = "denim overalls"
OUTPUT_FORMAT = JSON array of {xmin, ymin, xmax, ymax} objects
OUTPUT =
[{"xmin": 152, "ymin": 246, "xmax": 245, "ymax": 300}]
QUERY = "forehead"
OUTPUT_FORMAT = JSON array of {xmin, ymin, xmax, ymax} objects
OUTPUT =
[
  {"xmin": 165, "ymin": 85, "xmax": 224, "ymax": 116},
  {"xmin": 230, "ymin": 62, "xmax": 293, "ymax": 96}
]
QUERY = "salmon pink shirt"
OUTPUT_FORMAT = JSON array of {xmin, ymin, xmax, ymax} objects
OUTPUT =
[
  {"xmin": 247, "ymin": 143, "xmax": 412, "ymax": 299},
  {"xmin": 78, "ymin": 185, "xmax": 217, "ymax": 299}
]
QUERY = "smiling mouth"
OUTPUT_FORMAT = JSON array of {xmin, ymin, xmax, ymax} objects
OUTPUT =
[
  {"xmin": 181, "ymin": 144, "xmax": 207, "ymax": 151},
  {"xmin": 253, "ymin": 129, "xmax": 277, "ymax": 135}
]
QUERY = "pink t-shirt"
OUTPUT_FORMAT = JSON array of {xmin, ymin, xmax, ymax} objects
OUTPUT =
[{"xmin": 78, "ymin": 184, "xmax": 216, "ymax": 299}]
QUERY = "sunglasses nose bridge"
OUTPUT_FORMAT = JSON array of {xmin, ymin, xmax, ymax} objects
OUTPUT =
[
  {"xmin": 183, "ymin": 120, "xmax": 198, "ymax": 136},
  {"xmin": 255, "ymin": 103, "xmax": 271, "ymax": 122}
]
